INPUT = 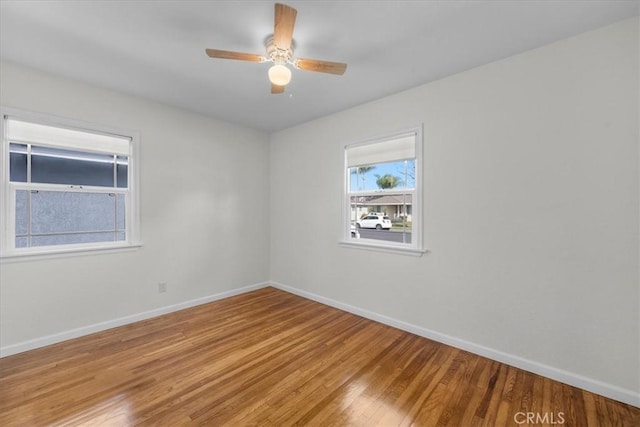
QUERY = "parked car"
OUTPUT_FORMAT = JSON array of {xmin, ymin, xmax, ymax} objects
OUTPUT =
[
  {"xmin": 356, "ymin": 215, "xmax": 392, "ymax": 230},
  {"xmin": 350, "ymin": 224, "xmax": 360, "ymax": 239}
]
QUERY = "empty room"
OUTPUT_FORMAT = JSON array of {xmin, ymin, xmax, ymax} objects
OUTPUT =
[{"xmin": 0, "ymin": 1, "xmax": 638, "ymax": 425}]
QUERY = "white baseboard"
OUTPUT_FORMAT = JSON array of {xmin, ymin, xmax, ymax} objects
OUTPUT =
[
  {"xmin": 0, "ymin": 281, "xmax": 270, "ymax": 358},
  {"xmin": 269, "ymin": 281, "xmax": 640, "ymax": 408}
]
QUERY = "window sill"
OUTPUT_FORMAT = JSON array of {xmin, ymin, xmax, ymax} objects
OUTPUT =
[
  {"xmin": 339, "ymin": 240, "xmax": 428, "ymax": 257},
  {"xmin": 0, "ymin": 242, "xmax": 143, "ymax": 263}
]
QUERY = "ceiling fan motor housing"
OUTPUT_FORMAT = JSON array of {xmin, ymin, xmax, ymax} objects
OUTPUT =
[{"xmin": 266, "ymin": 36, "xmax": 294, "ymax": 65}]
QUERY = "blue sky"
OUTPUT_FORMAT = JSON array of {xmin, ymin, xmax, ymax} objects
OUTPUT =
[{"xmin": 349, "ymin": 159, "xmax": 415, "ymax": 192}]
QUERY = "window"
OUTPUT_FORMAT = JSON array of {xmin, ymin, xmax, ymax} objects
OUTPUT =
[
  {"xmin": 1, "ymin": 108, "xmax": 140, "ymax": 258},
  {"xmin": 342, "ymin": 127, "xmax": 424, "ymax": 255}
]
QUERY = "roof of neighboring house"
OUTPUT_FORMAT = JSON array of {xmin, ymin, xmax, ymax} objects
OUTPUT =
[{"xmin": 351, "ymin": 194, "xmax": 412, "ymax": 206}]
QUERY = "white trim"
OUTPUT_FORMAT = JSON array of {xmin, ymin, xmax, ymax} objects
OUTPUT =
[
  {"xmin": 0, "ymin": 281, "xmax": 270, "ymax": 358},
  {"xmin": 1, "ymin": 111, "xmax": 10, "ymax": 256},
  {"xmin": 9, "ymin": 181, "xmax": 129, "ymax": 194},
  {"xmin": 269, "ymin": 281, "xmax": 640, "ymax": 408},
  {"xmin": 339, "ymin": 240, "xmax": 427, "ymax": 256},
  {"xmin": 0, "ymin": 243, "xmax": 143, "ymax": 263}
]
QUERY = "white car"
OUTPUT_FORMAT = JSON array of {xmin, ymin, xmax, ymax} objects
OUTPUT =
[
  {"xmin": 350, "ymin": 224, "xmax": 360, "ymax": 238},
  {"xmin": 356, "ymin": 215, "xmax": 392, "ymax": 230}
]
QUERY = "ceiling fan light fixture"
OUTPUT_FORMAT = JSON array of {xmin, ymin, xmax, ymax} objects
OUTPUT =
[{"xmin": 268, "ymin": 64, "xmax": 292, "ymax": 86}]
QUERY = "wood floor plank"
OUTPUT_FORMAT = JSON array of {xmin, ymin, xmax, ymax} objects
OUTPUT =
[{"xmin": 0, "ymin": 287, "xmax": 638, "ymax": 426}]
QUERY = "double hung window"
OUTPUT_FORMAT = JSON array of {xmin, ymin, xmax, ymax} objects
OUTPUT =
[
  {"xmin": 342, "ymin": 127, "xmax": 424, "ymax": 255},
  {"xmin": 1, "ymin": 109, "xmax": 139, "ymax": 258}
]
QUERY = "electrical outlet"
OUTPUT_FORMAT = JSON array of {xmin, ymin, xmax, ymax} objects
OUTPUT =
[{"xmin": 158, "ymin": 282, "xmax": 167, "ymax": 293}]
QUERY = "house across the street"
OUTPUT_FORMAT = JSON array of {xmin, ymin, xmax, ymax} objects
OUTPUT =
[{"xmin": 351, "ymin": 193, "xmax": 412, "ymax": 222}]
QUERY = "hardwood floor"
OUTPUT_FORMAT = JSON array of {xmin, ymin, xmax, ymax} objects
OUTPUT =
[{"xmin": 0, "ymin": 287, "xmax": 638, "ymax": 426}]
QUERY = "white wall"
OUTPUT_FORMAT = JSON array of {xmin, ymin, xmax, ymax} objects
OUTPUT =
[
  {"xmin": 0, "ymin": 61, "xmax": 270, "ymax": 350},
  {"xmin": 270, "ymin": 17, "xmax": 639, "ymax": 401}
]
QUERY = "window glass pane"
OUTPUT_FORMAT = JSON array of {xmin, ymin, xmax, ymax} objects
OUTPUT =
[
  {"xmin": 12, "ymin": 190, "xmax": 127, "ymax": 249},
  {"xmin": 116, "ymin": 194, "xmax": 125, "ymax": 231},
  {"xmin": 117, "ymin": 156, "xmax": 128, "ymax": 188},
  {"xmin": 9, "ymin": 143, "xmax": 27, "ymax": 182},
  {"xmin": 31, "ymin": 146, "xmax": 115, "ymax": 187},
  {"xmin": 349, "ymin": 159, "xmax": 415, "ymax": 192},
  {"xmin": 351, "ymin": 193, "xmax": 412, "ymax": 244},
  {"xmin": 31, "ymin": 191, "xmax": 116, "ymax": 234},
  {"xmin": 15, "ymin": 189, "xmax": 28, "ymax": 235}
]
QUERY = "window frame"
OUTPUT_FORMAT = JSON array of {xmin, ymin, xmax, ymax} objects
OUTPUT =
[
  {"xmin": 340, "ymin": 126, "xmax": 426, "ymax": 256},
  {"xmin": 0, "ymin": 107, "xmax": 141, "ymax": 261}
]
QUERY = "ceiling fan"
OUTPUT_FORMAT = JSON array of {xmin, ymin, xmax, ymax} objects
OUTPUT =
[{"xmin": 205, "ymin": 3, "xmax": 347, "ymax": 94}]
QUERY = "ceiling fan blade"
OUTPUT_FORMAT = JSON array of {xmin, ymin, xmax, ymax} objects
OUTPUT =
[
  {"xmin": 205, "ymin": 49, "xmax": 264, "ymax": 62},
  {"xmin": 274, "ymin": 3, "xmax": 297, "ymax": 50},
  {"xmin": 271, "ymin": 83, "xmax": 285, "ymax": 94},
  {"xmin": 295, "ymin": 58, "xmax": 347, "ymax": 75}
]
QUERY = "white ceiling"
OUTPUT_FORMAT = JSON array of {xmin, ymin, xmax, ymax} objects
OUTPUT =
[{"xmin": 1, "ymin": 1, "xmax": 638, "ymax": 132}]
